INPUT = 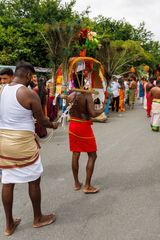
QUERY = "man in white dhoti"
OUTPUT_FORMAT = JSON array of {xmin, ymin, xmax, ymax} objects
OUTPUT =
[
  {"xmin": 0, "ymin": 62, "xmax": 58, "ymax": 236},
  {"xmin": 150, "ymin": 80, "xmax": 160, "ymax": 131}
]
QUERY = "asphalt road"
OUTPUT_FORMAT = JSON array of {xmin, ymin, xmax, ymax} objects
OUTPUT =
[{"xmin": 1, "ymin": 102, "xmax": 160, "ymax": 240}]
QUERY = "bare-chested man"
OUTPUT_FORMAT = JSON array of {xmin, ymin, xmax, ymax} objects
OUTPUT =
[
  {"xmin": 0, "ymin": 61, "xmax": 58, "ymax": 236},
  {"xmin": 150, "ymin": 80, "xmax": 160, "ymax": 131},
  {"xmin": 68, "ymin": 75, "xmax": 106, "ymax": 194}
]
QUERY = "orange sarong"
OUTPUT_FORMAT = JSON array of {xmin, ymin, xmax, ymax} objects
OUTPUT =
[{"xmin": 69, "ymin": 118, "xmax": 97, "ymax": 152}]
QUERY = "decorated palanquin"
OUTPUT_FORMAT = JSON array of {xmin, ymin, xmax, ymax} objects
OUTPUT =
[
  {"xmin": 68, "ymin": 57, "xmax": 105, "ymax": 90},
  {"xmin": 68, "ymin": 57, "xmax": 107, "ymax": 122},
  {"xmin": 52, "ymin": 56, "xmax": 107, "ymax": 122},
  {"xmin": 52, "ymin": 57, "xmax": 105, "ymax": 93}
]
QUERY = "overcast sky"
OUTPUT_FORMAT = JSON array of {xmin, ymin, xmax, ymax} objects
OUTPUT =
[{"xmin": 61, "ymin": 0, "xmax": 160, "ymax": 41}]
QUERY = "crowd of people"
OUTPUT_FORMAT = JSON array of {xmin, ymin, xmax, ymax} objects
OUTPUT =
[
  {"xmin": 104, "ymin": 74, "xmax": 144, "ymax": 117},
  {"xmin": 105, "ymin": 74, "xmax": 138, "ymax": 115},
  {"xmin": 1, "ymin": 66, "xmax": 158, "ymax": 138},
  {"xmin": 1, "ymin": 62, "xmax": 160, "ymax": 236},
  {"xmin": 104, "ymin": 72, "xmax": 160, "ymax": 131}
]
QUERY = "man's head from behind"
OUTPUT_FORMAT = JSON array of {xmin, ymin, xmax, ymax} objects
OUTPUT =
[
  {"xmin": 15, "ymin": 61, "xmax": 35, "ymax": 86},
  {"xmin": 0, "ymin": 68, "xmax": 14, "ymax": 84},
  {"xmin": 130, "ymin": 75, "xmax": 136, "ymax": 81},
  {"xmin": 156, "ymin": 80, "xmax": 160, "ymax": 87},
  {"xmin": 112, "ymin": 76, "xmax": 118, "ymax": 82}
]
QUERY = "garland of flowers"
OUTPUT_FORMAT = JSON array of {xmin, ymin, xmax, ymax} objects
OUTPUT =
[{"xmin": 79, "ymin": 28, "xmax": 100, "ymax": 57}]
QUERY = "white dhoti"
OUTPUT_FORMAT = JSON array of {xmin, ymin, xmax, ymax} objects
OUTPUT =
[
  {"xmin": 151, "ymin": 99, "xmax": 160, "ymax": 131},
  {"xmin": 143, "ymin": 95, "xmax": 147, "ymax": 110},
  {"xmin": 1, "ymin": 156, "xmax": 43, "ymax": 184}
]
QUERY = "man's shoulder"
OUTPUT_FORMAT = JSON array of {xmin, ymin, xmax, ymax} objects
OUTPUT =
[
  {"xmin": 151, "ymin": 86, "xmax": 159, "ymax": 92},
  {"xmin": 17, "ymin": 85, "xmax": 37, "ymax": 98},
  {"xmin": 152, "ymin": 86, "xmax": 159, "ymax": 89}
]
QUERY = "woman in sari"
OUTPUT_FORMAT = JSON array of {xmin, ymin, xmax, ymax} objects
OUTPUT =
[
  {"xmin": 128, "ymin": 76, "xmax": 137, "ymax": 109},
  {"xmin": 118, "ymin": 79, "xmax": 125, "ymax": 112}
]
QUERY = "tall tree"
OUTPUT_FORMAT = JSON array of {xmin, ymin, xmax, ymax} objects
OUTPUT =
[
  {"xmin": 42, "ymin": 20, "xmax": 82, "ymax": 82},
  {"xmin": 96, "ymin": 38, "xmax": 152, "ymax": 80},
  {"xmin": 0, "ymin": 0, "xmax": 78, "ymax": 66}
]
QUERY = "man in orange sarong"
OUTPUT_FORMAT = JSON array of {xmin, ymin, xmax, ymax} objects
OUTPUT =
[{"xmin": 67, "ymin": 74, "xmax": 106, "ymax": 194}]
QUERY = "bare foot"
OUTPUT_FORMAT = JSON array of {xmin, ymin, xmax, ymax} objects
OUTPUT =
[
  {"xmin": 74, "ymin": 182, "xmax": 82, "ymax": 191},
  {"xmin": 33, "ymin": 214, "xmax": 56, "ymax": 228},
  {"xmin": 83, "ymin": 186, "xmax": 100, "ymax": 194},
  {"xmin": 4, "ymin": 218, "xmax": 21, "ymax": 236}
]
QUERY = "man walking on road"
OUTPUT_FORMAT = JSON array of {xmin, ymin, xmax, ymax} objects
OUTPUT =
[
  {"xmin": 150, "ymin": 80, "xmax": 160, "ymax": 131},
  {"xmin": 68, "ymin": 73, "xmax": 106, "ymax": 194},
  {"xmin": 111, "ymin": 77, "xmax": 120, "ymax": 112},
  {"xmin": 0, "ymin": 62, "xmax": 58, "ymax": 236}
]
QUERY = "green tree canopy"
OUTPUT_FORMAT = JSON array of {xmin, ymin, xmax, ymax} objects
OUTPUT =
[{"xmin": 0, "ymin": 0, "xmax": 160, "ymax": 73}]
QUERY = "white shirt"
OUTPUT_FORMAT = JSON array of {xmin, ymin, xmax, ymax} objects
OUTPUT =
[
  {"xmin": 111, "ymin": 81, "xmax": 120, "ymax": 97},
  {"xmin": 124, "ymin": 81, "xmax": 129, "ymax": 91}
]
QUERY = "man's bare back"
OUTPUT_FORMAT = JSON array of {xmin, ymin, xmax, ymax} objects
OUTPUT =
[
  {"xmin": 150, "ymin": 86, "xmax": 160, "ymax": 99},
  {"xmin": 68, "ymin": 92, "xmax": 105, "ymax": 120}
]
